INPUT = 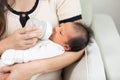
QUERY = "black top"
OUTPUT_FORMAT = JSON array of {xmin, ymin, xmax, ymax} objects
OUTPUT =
[{"xmin": 6, "ymin": 0, "xmax": 39, "ymax": 27}]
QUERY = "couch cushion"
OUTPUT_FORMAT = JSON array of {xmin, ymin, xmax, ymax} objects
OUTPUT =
[
  {"xmin": 63, "ymin": 38, "xmax": 106, "ymax": 80},
  {"xmin": 32, "ymin": 70, "xmax": 62, "ymax": 80},
  {"xmin": 91, "ymin": 14, "xmax": 120, "ymax": 80},
  {"xmin": 80, "ymin": 0, "xmax": 93, "ymax": 26}
]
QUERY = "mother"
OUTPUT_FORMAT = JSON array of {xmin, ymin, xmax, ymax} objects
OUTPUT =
[{"xmin": 0, "ymin": 0, "xmax": 84, "ymax": 80}]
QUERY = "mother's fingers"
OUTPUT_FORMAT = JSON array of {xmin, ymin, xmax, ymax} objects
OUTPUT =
[
  {"xmin": 0, "ymin": 73, "xmax": 10, "ymax": 80},
  {"xmin": 22, "ymin": 32, "xmax": 41, "ymax": 40},
  {"xmin": 24, "ymin": 38, "xmax": 38, "ymax": 45},
  {"xmin": 19, "ymin": 27, "xmax": 38, "ymax": 34}
]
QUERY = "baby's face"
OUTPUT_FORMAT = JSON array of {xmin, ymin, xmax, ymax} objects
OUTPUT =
[{"xmin": 50, "ymin": 22, "xmax": 80, "ymax": 50}]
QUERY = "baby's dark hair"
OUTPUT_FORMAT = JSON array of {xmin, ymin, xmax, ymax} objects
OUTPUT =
[{"xmin": 68, "ymin": 22, "xmax": 93, "ymax": 52}]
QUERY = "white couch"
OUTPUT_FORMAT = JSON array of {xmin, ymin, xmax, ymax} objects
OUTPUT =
[{"xmin": 63, "ymin": 0, "xmax": 120, "ymax": 80}]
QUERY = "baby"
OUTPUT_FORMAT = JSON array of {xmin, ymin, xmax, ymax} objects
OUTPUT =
[{"xmin": 0, "ymin": 18, "xmax": 93, "ymax": 79}]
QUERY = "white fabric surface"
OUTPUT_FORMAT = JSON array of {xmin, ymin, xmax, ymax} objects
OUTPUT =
[
  {"xmin": 80, "ymin": 0, "xmax": 93, "ymax": 26},
  {"xmin": 56, "ymin": 0, "xmax": 82, "ymax": 20},
  {"xmin": 86, "ymin": 38, "xmax": 106, "ymax": 80},
  {"xmin": 0, "ymin": 40, "xmax": 64, "ymax": 66},
  {"xmin": 91, "ymin": 14, "xmax": 120, "ymax": 80}
]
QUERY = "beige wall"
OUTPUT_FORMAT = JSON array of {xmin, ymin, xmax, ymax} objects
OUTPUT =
[{"xmin": 91, "ymin": 0, "xmax": 120, "ymax": 34}]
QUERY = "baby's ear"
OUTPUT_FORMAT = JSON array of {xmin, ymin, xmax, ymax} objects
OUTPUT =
[{"xmin": 63, "ymin": 44, "xmax": 71, "ymax": 51}]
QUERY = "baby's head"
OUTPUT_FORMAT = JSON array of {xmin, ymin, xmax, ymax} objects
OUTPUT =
[
  {"xmin": 50, "ymin": 22, "xmax": 93, "ymax": 52},
  {"xmin": 67, "ymin": 22, "xmax": 93, "ymax": 51}
]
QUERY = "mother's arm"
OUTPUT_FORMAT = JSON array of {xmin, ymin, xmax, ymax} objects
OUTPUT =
[
  {"xmin": 0, "ymin": 49, "xmax": 84, "ymax": 80},
  {"xmin": 0, "ymin": 26, "xmax": 40, "ymax": 56},
  {"xmin": 32, "ymin": 49, "xmax": 85, "ymax": 73}
]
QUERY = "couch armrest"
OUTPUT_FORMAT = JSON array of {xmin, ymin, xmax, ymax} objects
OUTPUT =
[
  {"xmin": 91, "ymin": 14, "xmax": 120, "ymax": 80},
  {"xmin": 63, "ymin": 39, "xmax": 106, "ymax": 80}
]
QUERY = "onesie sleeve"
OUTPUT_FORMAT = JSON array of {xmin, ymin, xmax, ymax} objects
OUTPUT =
[
  {"xmin": 1, "ymin": 49, "xmax": 24, "ymax": 65},
  {"xmin": 23, "ymin": 42, "xmax": 65, "ymax": 62},
  {"xmin": 0, "ymin": 42, "xmax": 64, "ymax": 65},
  {"xmin": 56, "ymin": 0, "xmax": 82, "ymax": 23}
]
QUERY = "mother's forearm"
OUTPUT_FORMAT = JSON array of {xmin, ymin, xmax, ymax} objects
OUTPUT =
[
  {"xmin": 30, "ymin": 49, "xmax": 84, "ymax": 75},
  {"xmin": 0, "ymin": 39, "xmax": 8, "ymax": 55}
]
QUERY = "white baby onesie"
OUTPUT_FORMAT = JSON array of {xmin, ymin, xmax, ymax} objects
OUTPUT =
[
  {"xmin": 0, "ymin": 19, "xmax": 64, "ymax": 79},
  {"xmin": 0, "ymin": 40, "xmax": 65, "ymax": 66}
]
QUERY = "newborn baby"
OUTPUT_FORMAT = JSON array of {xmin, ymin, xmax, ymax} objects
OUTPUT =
[{"xmin": 0, "ymin": 18, "xmax": 92, "ymax": 80}]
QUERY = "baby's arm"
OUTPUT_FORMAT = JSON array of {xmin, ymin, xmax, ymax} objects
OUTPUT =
[
  {"xmin": 0, "ymin": 41, "xmax": 64, "ymax": 67},
  {"xmin": 0, "ymin": 49, "xmax": 25, "ymax": 66},
  {"xmin": 23, "ymin": 41, "xmax": 65, "ymax": 62}
]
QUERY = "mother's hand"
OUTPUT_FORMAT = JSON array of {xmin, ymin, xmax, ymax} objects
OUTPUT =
[
  {"xmin": 0, "ymin": 63, "xmax": 35, "ymax": 80},
  {"xmin": 0, "ymin": 73, "xmax": 9, "ymax": 80},
  {"xmin": 1, "ymin": 27, "xmax": 41, "ymax": 50},
  {"xmin": 0, "ymin": 50, "xmax": 85, "ymax": 80}
]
